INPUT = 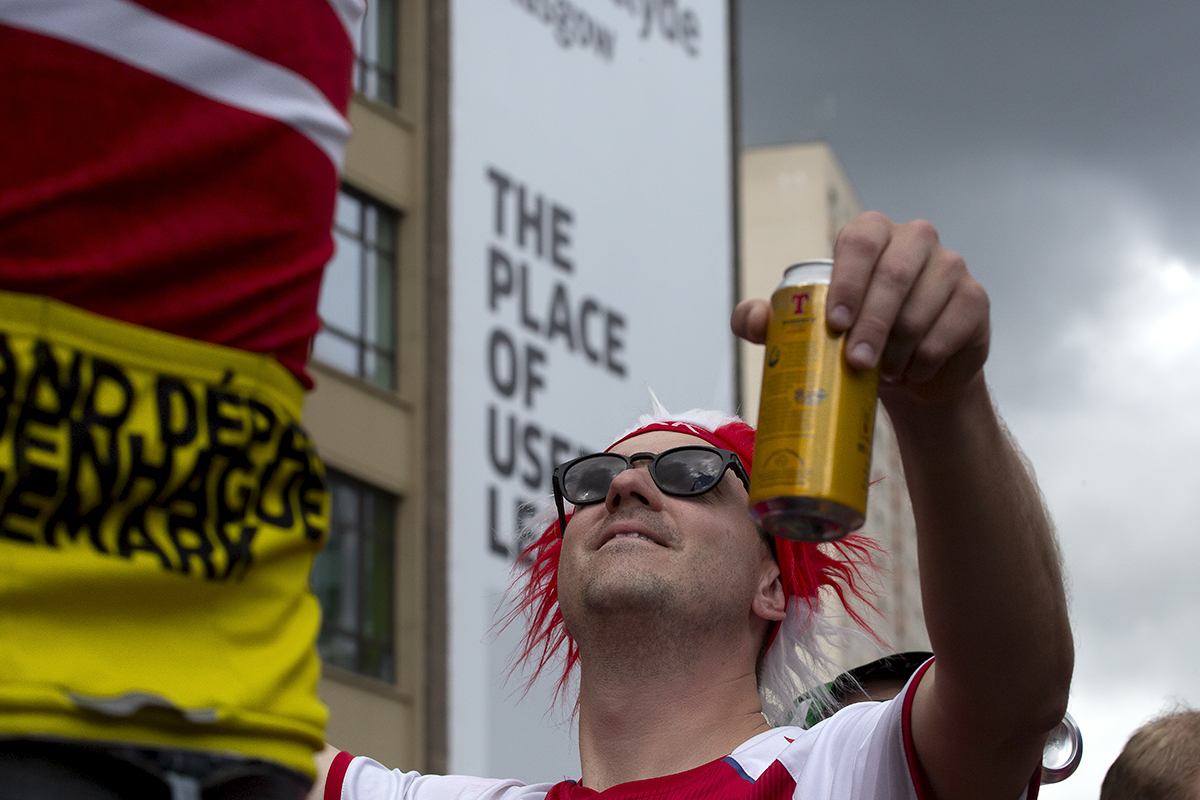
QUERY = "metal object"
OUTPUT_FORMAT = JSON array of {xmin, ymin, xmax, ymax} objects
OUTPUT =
[
  {"xmin": 1041, "ymin": 711, "xmax": 1083, "ymax": 784},
  {"xmin": 749, "ymin": 260, "xmax": 880, "ymax": 541}
]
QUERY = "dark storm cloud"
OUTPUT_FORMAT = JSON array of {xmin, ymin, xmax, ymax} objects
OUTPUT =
[
  {"xmin": 737, "ymin": 1, "xmax": 1200, "ymax": 256},
  {"xmin": 738, "ymin": 2, "xmax": 1200, "ymax": 163},
  {"xmin": 737, "ymin": 1, "xmax": 1200, "ymax": 413}
]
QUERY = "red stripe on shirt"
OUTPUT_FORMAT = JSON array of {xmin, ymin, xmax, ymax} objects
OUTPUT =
[
  {"xmin": 901, "ymin": 657, "xmax": 937, "ymax": 800},
  {"xmin": 1026, "ymin": 768, "xmax": 1042, "ymax": 799},
  {"xmin": 749, "ymin": 760, "xmax": 798, "ymax": 800},
  {"xmin": 126, "ymin": 0, "xmax": 355, "ymax": 112},
  {"xmin": 325, "ymin": 750, "xmax": 355, "ymax": 800},
  {"xmin": 0, "ymin": 25, "xmax": 337, "ymax": 385}
]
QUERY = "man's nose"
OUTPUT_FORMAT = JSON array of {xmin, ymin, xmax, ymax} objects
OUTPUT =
[{"xmin": 604, "ymin": 463, "xmax": 663, "ymax": 515}]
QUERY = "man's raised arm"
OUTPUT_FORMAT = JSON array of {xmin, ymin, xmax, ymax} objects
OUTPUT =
[{"xmin": 732, "ymin": 211, "xmax": 1074, "ymax": 800}]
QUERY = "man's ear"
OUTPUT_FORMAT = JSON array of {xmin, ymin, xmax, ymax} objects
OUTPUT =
[{"xmin": 752, "ymin": 563, "xmax": 787, "ymax": 623}]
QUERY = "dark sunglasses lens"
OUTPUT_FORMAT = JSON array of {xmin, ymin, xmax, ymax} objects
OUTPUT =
[
  {"xmin": 563, "ymin": 455, "xmax": 627, "ymax": 504},
  {"xmin": 655, "ymin": 449, "xmax": 725, "ymax": 495}
]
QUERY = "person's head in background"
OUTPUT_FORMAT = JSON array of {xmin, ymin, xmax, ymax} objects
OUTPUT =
[{"xmin": 1101, "ymin": 705, "xmax": 1200, "ymax": 800}]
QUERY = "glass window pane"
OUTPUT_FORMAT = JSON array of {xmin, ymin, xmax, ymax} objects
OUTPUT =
[
  {"xmin": 318, "ymin": 188, "xmax": 398, "ymax": 388},
  {"xmin": 381, "ymin": 73, "xmax": 397, "ymax": 107},
  {"xmin": 332, "ymin": 479, "xmax": 360, "ymax": 528},
  {"xmin": 318, "ymin": 630, "xmax": 358, "ymax": 673},
  {"xmin": 377, "ymin": 0, "xmax": 397, "ymax": 65},
  {"xmin": 363, "ymin": 248, "xmax": 378, "ymax": 349},
  {"xmin": 370, "ymin": 566, "xmax": 393, "ymax": 639},
  {"xmin": 362, "ymin": 496, "xmax": 394, "ymax": 640},
  {"xmin": 353, "ymin": 0, "xmax": 397, "ymax": 107},
  {"xmin": 362, "ymin": 205, "xmax": 378, "ymax": 248},
  {"xmin": 359, "ymin": 0, "xmax": 379, "ymax": 66},
  {"xmin": 334, "ymin": 191, "xmax": 361, "ymax": 235},
  {"xmin": 362, "ymin": 547, "xmax": 391, "ymax": 641},
  {"xmin": 312, "ymin": 470, "xmax": 398, "ymax": 684},
  {"xmin": 373, "ymin": 253, "xmax": 395, "ymax": 348},
  {"xmin": 362, "ymin": 253, "xmax": 396, "ymax": 373},
  {"xmin": 310, "ymin": 535, "xmax": 341, "ymax": 623},
  {"xmin": 373, "ymin": 206, "xmax": 397, "ymax": 254},
  {"xmin": 364, "ymin": 347, "xmax": 395, "ymax": 390},
  {"xmin": 371, "ymin": 491, "xmax": 395, "ymax": 546},
  {"xmin": 337, "ymin": 527, "xmax": 359, "ymax": 633},
  {"xmin": 360, "ymin": 639, "xmax": 394, "ymax": 684},
  {"xmin": 360, "ymin": 527, "xmax": 376, "ymax": 639},
  {"xmin": 313, "ymin": 329, "xmax": 359, "ymax": 375},
  {"xmin": 319, "ymin": 231, "xmax": 362, "ymax": 335}
]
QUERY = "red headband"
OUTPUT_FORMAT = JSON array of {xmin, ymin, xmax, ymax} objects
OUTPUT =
[{"xmin": 607, "ymin": 420, "xmax": 751, "ymax": 459}]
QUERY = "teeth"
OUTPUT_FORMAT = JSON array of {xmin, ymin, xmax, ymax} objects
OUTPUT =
[{"xmin": 612, "ymin": 533, "xmax": 654, "ymax": 543}]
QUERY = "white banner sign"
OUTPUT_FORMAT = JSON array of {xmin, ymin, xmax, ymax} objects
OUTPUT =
[{"xmin": 448, "ymin": 0, "xmax": 734, "ymax": 781}]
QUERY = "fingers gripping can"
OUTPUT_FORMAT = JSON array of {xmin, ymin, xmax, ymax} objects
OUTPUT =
[{"xmin": 749, "ymin": 260, "xmax": 880, "ymax": 542}]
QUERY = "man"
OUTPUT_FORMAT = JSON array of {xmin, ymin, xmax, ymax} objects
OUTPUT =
[
  {"xmin": 0, "ymin": 2, "xmax": 361, "ymax": 796},
  {"xmin": 1101, "ymin": 707, "xmax": 1200, "ymax": 799},
  {"xmin": 317, "ymin": 212, "xmax": 1074, "ymax": 799}
]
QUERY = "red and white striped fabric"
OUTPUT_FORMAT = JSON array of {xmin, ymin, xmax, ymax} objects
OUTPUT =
[
  {"xmin": 324, "ymin": 663, "xmax": 1040, "ymax": 800},
  {"xmin": 0, "ymin": 0, "xmax": 364, "ymax": 386},
  {"xmin": 326, "ymin": 693, "xmax": 929, "ymax": 800},
  {"xmin": 324, "ymin": 663, "xmax": 1038, "ymax": 800}
]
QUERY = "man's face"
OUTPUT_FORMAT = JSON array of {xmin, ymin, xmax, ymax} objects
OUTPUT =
[{"xmin": 555, "ymin": 431, "xmax": 781, "ymax": 651}]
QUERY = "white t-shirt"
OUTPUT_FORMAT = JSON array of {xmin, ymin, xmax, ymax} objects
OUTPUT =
[{"xmin": 326, "ymin": 664, "xmax": 1037, "ymax": 800}]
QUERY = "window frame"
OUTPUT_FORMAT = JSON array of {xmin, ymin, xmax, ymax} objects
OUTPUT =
[
  {"xmin": 316, "ymin": 186, "xmax": 400, "ymax": 390},
  {"xmin": 312, "ymin": 469, "xmax": 399, "ymax": 685},
  {"xmin": 353, "ymin": 0, "xmax": 399, "ymax": 107}
]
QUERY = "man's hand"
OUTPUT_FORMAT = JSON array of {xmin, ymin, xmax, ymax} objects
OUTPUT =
[{"xmin": 731, "ymin": 211, "xmax": 990, "ymax": 407}]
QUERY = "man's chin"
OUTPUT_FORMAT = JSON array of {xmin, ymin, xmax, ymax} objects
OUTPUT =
[{"xmin": 580, "ymin": 571, "xmax": 675, "ymax": 616}]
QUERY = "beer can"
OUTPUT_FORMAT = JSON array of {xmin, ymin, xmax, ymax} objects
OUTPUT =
[{"xmin": 748, "ymin": 260, "xmax": 880, "ymax": 542}]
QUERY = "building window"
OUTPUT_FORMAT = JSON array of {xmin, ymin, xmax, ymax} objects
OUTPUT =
[
  {"xmin": 354, "ymin": 0, "xmax": 398, "ymax": 106},
  {"xmin": 311, "ymin": 470, "xmax": 398, "ymax": 683},
  {"xmin": 316, "ymin": 188, "xmax": 398, "ymax": 389}
]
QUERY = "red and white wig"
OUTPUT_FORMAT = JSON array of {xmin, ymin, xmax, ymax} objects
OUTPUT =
[{"xmin": 506, "ymin": 398, "xmax": 881, "ymax": 726}]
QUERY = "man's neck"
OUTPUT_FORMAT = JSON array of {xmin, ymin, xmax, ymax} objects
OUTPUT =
[{"xmin": 574, "ymin": 639, "xmax": 771, "ymax": 792}]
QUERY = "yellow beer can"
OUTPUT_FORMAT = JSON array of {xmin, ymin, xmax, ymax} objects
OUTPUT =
[{"xmin": 749, "ymin": 260, "xmax": 880, "ymax": 542}]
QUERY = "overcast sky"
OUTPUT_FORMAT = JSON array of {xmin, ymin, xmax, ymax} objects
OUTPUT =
[{"xmin": 739, "ymin": 2, "xmax": 1200, "ymax": 794}]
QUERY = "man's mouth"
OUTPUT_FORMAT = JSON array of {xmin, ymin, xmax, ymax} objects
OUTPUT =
[
  {"xmin": 609, "ymin": 532, "xmax": 657, "ymax": 544},
  {"xmin": 599, "ymin": 522, "xmax": 669, "ymax": 548}
]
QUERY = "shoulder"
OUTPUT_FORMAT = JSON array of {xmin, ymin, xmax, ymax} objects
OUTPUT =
[
  {"xmin": 329, "ymin": 753, "xmax": 557, "ymax": 800},
  {"xmin": 726, "ymin": 698, "xmax": 918, "ymax": 800}
]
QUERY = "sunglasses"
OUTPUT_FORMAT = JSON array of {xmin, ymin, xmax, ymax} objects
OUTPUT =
[{"xmin": 551, "ymin": 445, "xmax": 750, "ymax": 535}]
